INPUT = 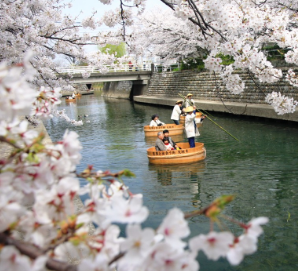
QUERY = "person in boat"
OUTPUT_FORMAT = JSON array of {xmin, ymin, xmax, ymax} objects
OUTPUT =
[
  {"xmin": 163, "ymin": 137, "xmax": 175, "ymax": 150},
  {"xmin": 71, "ymin": 92, "xmax": 76, "ymax": 98},
  {"xmin": 155, "ymin": 132, "xmax": 167, "ymax": 151},
  {"xmin": 184, "ymin": 106, "xmax": 200, "ymax": 148},
  {"xmin": 150, "ymin": 114, "xmax": 165, "ymax": 127},
  {"xmin": 171, "ymin": 100, "xmax": 183, "ymax": 125},
  {"xmin": 185, "ymin": 93, "xmax": 195, "ymax": 108},
  {"xmin": 163, "ymin": 129, "xmax": 179, "ymax": 150}
]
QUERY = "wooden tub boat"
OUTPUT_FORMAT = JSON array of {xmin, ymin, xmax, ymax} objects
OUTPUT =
[
  {"xmin": 75, "ymin": 93, "xmax": 82, "ymax": 97},
  {"xmin": 144, "ymin": 124, "xmax": 184, "ymax": 137},
  {"xmin": 65, "ymin": 97, "xmax": 76, "ymax": 102},
  {"xmin": 180, "ymin": 113, "xmax": 203, "ymax": 126},
  {"xmin": 147, "ymin": 142, "xmax": 206, "ymax": 164}
]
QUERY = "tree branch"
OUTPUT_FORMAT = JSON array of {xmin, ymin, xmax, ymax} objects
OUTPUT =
[{"xmin": 0, "ymin": 233, "xmax": 77, "ymax": 271}]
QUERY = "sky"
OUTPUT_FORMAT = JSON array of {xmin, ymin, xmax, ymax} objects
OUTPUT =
[
  {"xmin": 57, "ymin": 0, "xmax": 167, "ymax": 65},
  {"xmin": 62, "ymin": 0, "xmax": 166, "ymax": 51},
  {"xmin": 64, "ymin": 0, "xmax": 166, "ymax": 21}
]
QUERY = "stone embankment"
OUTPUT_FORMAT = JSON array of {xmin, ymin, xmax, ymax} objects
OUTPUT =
[{"xmin": 134, "ymin": 69, "xmax": 298, "ymax": 122}]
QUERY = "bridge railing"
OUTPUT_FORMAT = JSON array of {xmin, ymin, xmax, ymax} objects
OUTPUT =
[
  {"xmin": 57, "ymin": 63, "xmax": 181, "ymax": 74},
  {"xmin": 57, "ymin": 64, "xmax": 152, "ymax": 74}
]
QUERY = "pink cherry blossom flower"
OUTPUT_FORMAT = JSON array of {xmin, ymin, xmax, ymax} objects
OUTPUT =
[
  {"xmin": 189, "ymin": 231, "xmax": 234, "ymax": 261},
  {"xmin": 101, "ymin": 195, "xmax": 149, "ymax": 225},
  {"xmin": 226, "ymin": 235, "xmax": 257, "ymax": 265},
  {"xmin": 0, "ymin": 246, "xmax": 31, "ymax": 271},
  {"xmin": 157, "ymin": 208, "xmax": 190, "ymax": 249}
]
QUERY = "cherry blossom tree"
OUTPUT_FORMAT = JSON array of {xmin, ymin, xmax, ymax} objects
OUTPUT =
[
  {"xmin": 117, "ymin": 0, "xmax": 298, "ymax": 115},
  {"xmin": 0, "ymin": 0, "xmax": 272, "ymax": 270}
]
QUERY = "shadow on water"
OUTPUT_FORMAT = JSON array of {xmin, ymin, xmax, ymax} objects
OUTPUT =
[{"xmin": 44, "ymin": 95, "xmax": 298, "ymax": 271}]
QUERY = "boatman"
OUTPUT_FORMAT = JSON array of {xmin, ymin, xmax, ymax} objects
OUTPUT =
[
  {"xmin": 185, "ymin": 93, "xmax": 196, "ymax": 108},
  {"xmin": 155, "ymin": 131, "xmax": 167, "ymax": 151},
  {"xmin": 184, "ymin": 106, "xmax": 200, "ymax": 148},
  {"xmin": 171, "ymin": 100, "xmax": 183, "ymax": 125}
]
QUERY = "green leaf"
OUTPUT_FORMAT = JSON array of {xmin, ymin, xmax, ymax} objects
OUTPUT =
[
  {"xmin": 122, "ymin": 169, "xmax": 136, "ymax": 178},
  {"xmin": 26, "ymin": 152, "xmax": 39, "ymax": 163}
]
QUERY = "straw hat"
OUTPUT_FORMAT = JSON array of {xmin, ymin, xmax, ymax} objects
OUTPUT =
[
  {"xmin": 187, "ymin": 93, "xmax": 193, "ymax": 97},
  {"xmin": 184, "ymin": 106, "xmax": 194, "ymax": 113},
  {"xmin": 176, "ymin": 100, "xmax": 183, "ymax": 104}
]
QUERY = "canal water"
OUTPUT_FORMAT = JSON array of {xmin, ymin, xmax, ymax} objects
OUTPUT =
[{"xmin": 44, "ymin": 94, "xmax": 298, "ymax": 271}]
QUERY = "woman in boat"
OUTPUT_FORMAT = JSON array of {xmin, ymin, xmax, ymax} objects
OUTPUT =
[
  {"xmin": 184, "ymin": 106, "xmax": 200, "ymax": 148},
  {"xmin": 171, "ymin": 100, "xmax": 183, "ymax": 125},
  {"xmin": 150, "ymin": 114, "xmax": 165, "ymax": 127}
]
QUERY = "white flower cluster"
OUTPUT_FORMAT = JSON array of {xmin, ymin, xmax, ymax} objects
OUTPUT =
[
  {"xmin": 33, "ymin": 86, "xmax": 62, "ymax": 118},
  {"xmin": 286, "ymin": 69, "xmax": 298, "ymax": 87},
  {"xmin": 265, "ymin": 91, "xmax": 297, "ymax": 115},
  {"xmin": 0, "ymin": 61, "xmax": 37, "ymax": 123}
]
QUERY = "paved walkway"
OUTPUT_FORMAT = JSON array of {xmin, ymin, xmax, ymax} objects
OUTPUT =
[{"xmin": 133, "ymin": 95, "xmax": 298, "ymax": 122}]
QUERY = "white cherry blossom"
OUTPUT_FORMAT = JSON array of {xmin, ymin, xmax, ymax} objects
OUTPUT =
[
  {"xmin": 120, "ymin": 224, "xmax": 155, "ymax": 261},
  {"xmin": 157, "ymin": 208, "xmax": 190, "ymax": 249},
  {"xmin": 101, "ymin": 195, "xmax": 149, "ymax": 226},
  {"xmin": 245, "ymin": 217, "xmax": 269, "ymax": 240},
  {"xmin": 189, "ymin": 231, "xmax": 234, "ymax": 261},
  {"xmin": 0, "ymin": 246, "xmax": 31, "ymax": 271}
]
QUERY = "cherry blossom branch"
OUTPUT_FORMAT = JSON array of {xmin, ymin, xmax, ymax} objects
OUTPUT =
[
  {"xmin": 0, "ymin": 136, "xmax": 22, "ymax": 149},
  {"xmin": 120, "ymin": 0, "xmax": 127, "ymax": 41},
  {"xmin": 0, "ymin": 233, "xmax": 77, "ymax": 271}
]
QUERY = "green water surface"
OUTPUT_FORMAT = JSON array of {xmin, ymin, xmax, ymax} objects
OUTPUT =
[{"xmin": 44, "ymin": 94, "xmax": 298, "ymax": 271}]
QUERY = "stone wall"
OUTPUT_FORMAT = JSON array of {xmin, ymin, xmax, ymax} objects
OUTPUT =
[
  {"xmin": 103, "ymin": 81, "xmax": 133, "ymax": 99},
  {"xmin": 146, "ymin": 69, "xmax": 298, "ymax": 104}
]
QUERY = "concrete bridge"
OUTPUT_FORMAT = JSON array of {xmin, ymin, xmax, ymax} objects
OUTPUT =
[
  {"xmin": 57, "ymin": 63, "xmax": 177, "ymax": 98},
  {"xmin": 57, "ymin": 64, "xmax": 157, "ymax": 97},
  {"xmin": 58, "ymin": 64, "xmax": 154, "ymax": 84}
]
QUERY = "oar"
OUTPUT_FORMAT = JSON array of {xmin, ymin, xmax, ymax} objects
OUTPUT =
[
  {"xmin": 199, "ymin": 111, "xmax": 239, "ymax": 141},
  {"xmin": 178, "ymin": 93, "xmax": 239, "ymax": 141}
]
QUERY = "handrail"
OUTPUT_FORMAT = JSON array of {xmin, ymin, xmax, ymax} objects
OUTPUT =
[{"xmin": 57, "ymin": 63, "xmax": 180, "ymax": 74}]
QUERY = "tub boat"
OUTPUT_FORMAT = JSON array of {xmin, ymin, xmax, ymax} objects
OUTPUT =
[
  {"xmin": 65, "ymin": 97, "xmax": 76, "ymax": 102},
  {"xmin": 144, "ymin": 124, "xmax": 184, "ymax": 137},
  {"xmin": 147, "ymin": 142, "xmax": 206, "ymax": 164}
]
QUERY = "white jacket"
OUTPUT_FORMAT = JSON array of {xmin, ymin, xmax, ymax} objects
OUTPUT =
[
  {"xmin": 171, "ymin": 105, "xmax": 181, "ymax": 121},
  {"xmin": 150, "ymin": 119, "xmax": 165, "ymax": 127},
  {"xmin": 185, "ymin": 98, "xmax": 195, "ymax": 108},
  {"xmin": 185, "ymin": 113, "xmax": 200, "ymax": 138}
]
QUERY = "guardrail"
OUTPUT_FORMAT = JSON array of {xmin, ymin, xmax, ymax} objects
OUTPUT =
[{"xmin": 57, "ymin": 63, "xmax": 180, "ymax": 74}]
